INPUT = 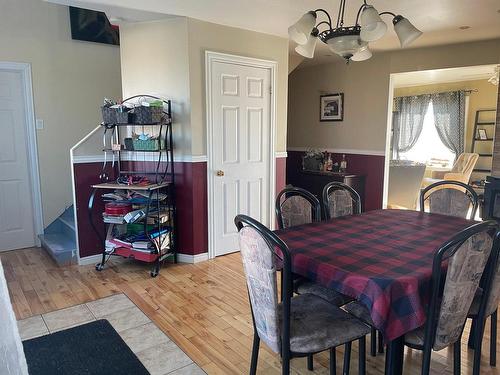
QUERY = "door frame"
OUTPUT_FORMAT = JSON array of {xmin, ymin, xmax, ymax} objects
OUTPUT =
[
  {"xmin": 0, "ymin": 62, "xmax": 43, "ymax": 247},
  {"xmin": 205, "ymin": 51, "xmax": 277, "ymax": 259}
]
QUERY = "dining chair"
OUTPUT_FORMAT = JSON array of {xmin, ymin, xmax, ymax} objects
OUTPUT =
[
  {"xmin": 419, "ymin": 180, "xmax": 479, "ymax": 219},
  {"xmin": 275, "ymin": 187, "xmax": 350, "ymax": 306},
  {"xmin": 466, "ymin": 235, "xmax": 500, "ymax": 375},
  {"xmin": 235, "ymin": 214, "xmax": 370, "ymax": 375},
  {"xmin": 275, "ymin": 186, "xmax": 354, "ymax": 370},
  {"xmin": 403, "ymin": 220, "xmax": 499, "ymax": 375},
  {"xmin": 321, "ymin": 182, "xmax": 385, "ymax": 356},
  {"xmin": 275, "ymin": 186, "xmax": 322, "ymax": 229},
  {"xmin": 322, "ymin": 182, "xmax": 362, "ymax": 220}
]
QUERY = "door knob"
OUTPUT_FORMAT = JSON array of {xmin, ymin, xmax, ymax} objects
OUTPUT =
[{"xmin": 216, "ymin": 170, "xmax": 225, "ymax": 176}]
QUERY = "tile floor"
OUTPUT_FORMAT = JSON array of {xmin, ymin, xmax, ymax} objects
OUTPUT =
[{"xmin": 17, "ymin": 293, "xmax": 205, "ymax": 375}]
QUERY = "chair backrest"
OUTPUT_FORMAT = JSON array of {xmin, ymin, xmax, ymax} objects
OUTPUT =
[
  {"xmin": 451, "ymin": 153, "xmax": 479, "ymax": 175},
  {"xmin": 420, "ymin": 180, "xmax": 479, "ymax": 219},
  {"xmin": 423, "ymin": 221, "xmax": 498, "ymax": 351},
  {"xmin": 482, "ymin": 237, "xmax": 500, "ymax": 317},
  {"xmin": 322, "ymin": 182, "xmax": 362, "ymax": 220},
  {"xmin": 275, "ymin": 187, "xmax": 321, "ymax": 229},
  {"xmin": 235, "ymin": 214, "xmax": 292, "ymax": 354}
]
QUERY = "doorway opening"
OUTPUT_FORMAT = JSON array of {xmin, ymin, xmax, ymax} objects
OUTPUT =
[{"xmin": 383, "ymin": 64, "xmax": 499, "ymax": 212}]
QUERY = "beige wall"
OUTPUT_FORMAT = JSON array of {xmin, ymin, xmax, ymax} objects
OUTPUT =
[
  {"xmin": 0, "ymin": 0, "xmax": 122, "ymax": 226},
  {"xmin": 394, "ymin": 79, "xmax": 498, "ymax": 154},
  {"xmin": 120, "ymin": 17, "xmax": 289, "ymax": 156},
  {"xmin": 187, "ymin": 18, "xmax": 289, "ymax": 155},
  {"xmin": 120, "ymin": 18, "xmax": 192, "ymax": 156},
  {"xmin": 288, "ymin": 39, "xmax": 500, "ymax": 153}
]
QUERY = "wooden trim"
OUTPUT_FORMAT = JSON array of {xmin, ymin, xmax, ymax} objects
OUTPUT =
[{"xmin": 177, "ymin": 252, "xmax": 209, "ymax": 264}]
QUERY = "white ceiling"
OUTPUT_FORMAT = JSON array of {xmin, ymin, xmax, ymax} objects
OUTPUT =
[
  {"xmin": 392, "ymin": 64, "xmax": 499, "ymax": 88},
  {"xmin": 47, "ymin": 0, "xmax": 500, "ymax": 65}
]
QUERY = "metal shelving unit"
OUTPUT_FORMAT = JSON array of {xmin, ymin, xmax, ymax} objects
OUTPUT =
[{"xmin": 88, "ymin": 95, "xmax": 176, "ymax": 277}]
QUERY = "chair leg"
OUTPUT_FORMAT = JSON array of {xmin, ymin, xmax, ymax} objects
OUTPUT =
[
  {"xmin": 473, "ymin": 318, "xmax": 486, "ymax": 375},
  {"xmin": 282, "ymin": 352, "xmax": 290, "ymax": 375},
  {"xmin": 378, "ymin": 330, "xmax": 384, "ymax": 353},
  {"xmin": 370, "ymin": 328, "xmax": 377, "ymax": 357},
  {"xmin": 453, "ymin": 340, "xmax": 461, "ymax": 375},
  {"xmin": 330, "ymin": 347, "xmax": 337, "ymax": 375},
  {"xmin": 358, "ymin": 336, "xmax": 366, "ymax": 375},
  {"xmin": 307, "ymin": 354, "xmax": 314, "ymax": 371},
  {"xmin": 250, "ymin": 333, "xmax": 260, "ymax": 375},
  {"xmin": 468, "ymin": 318, "xmax": 477, "ymax": 349},
  {"xmin": 421, "ymin": 346, "xmax": 432, "ymax": 375},
  {"xmin": 491, "ymin": 310, "xmax": 497, "ymax": 367},
  {"xmin": 343, "ymin": 342, "xmax": 352, "ymax": 375}
]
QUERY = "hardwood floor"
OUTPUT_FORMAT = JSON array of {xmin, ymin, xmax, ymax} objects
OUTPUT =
[{"xmin": 1, "ymin": 247, "xmax": 499, "ymax": 374}]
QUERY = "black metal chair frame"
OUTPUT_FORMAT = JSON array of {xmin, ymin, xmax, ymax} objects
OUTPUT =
[
  {"xmin": 467, "ymin": 243, "xmax": 500, "ymax": 375},
  {"xmin": 275, "ymin": 186, "xmax": 322, "ymax": 230},
  {"xmin": 404, "ymin": 220, "xmax": 499, "ymax": 375},
  {"xmin": 235, "ymin": 214, "xmax": 367, "ymax": 375},
  {"xmin": 322, "ymin": 182, "xmax": 362, "ymax": 220},
  {"xmin": 419, "ymin": 180, "xmax": 479, "ymax": 220}
]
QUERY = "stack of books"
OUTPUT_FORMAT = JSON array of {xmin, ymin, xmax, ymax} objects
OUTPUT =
[{"xmin": 105, "ymin": 228, "xmax": 170, "ymax": 254}]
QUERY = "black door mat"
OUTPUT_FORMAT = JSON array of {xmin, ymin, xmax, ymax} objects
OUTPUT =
[{"xmin": 23, "ymin": 319, "xmax": 149, "ymax": 375}]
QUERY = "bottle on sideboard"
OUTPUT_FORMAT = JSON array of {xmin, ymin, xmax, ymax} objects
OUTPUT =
[{"xmin": 340, "ymin": 154, "xmax": 347, "ymax": 172}]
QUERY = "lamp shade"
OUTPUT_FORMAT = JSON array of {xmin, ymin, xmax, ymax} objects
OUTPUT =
[
  {"xmin": 327, "ymin": 35, "xmax": 366, "ymax": 60},
  {"xmin": 359, "ymin": 5, "xmax": 387, "ymax": 42},
  {"xmin": 288, "ymin": 12, "xmax": 317, "ymax": 45},
  {"xmin": 393, "ymin": 16, "xmax": 422, "ymax": 47},
  {"xmin": 295, "ymin": 31, "xmax": 318, "ymax": 58},
  {"xmin": 351, "ymin": 46, "xmax": 372, "ymax": 61}
]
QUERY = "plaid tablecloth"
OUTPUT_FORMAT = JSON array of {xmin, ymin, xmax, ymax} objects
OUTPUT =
[{"xmin": 274, "ymin": 209, "xmax": 475, "ymax": 341}]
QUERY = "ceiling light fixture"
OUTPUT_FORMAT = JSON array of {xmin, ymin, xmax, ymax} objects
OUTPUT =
[{"xmin": 289, "ymin": 0, "xmax": 422, "ymax": 62}]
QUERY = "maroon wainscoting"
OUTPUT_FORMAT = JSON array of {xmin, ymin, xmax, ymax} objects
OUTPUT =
[
  {"xmin": 73, "ymin": 163, "xmax": 117, "ymax": 258},
  {"xmin": 286, "ymin": 151, "xmax": 385, "ymax": 211},
  {"xmin": 276, "ymin": 156, "xmax": 287, "ymax": 195},
  {"xmin": 75, "ymin": 157, "xmax": 286, "ymax": 259}
]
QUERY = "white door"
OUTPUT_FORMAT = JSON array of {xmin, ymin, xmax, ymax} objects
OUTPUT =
[
  {"xmin": 0, "ymin": 69, "xmax": 36, "ymax": 251},
  {"xmin": 209, "ymin": 59, "xmax": 272, "ymax": 256}
]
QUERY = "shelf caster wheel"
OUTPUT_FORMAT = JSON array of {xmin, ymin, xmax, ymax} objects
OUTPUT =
[
  {"xmin": 150, "ymin": 270, "xmax": 158, "ymax": 278},
  {"xmin": 96, "ymin": 263, "xmax": 104, "ymax": 271}
]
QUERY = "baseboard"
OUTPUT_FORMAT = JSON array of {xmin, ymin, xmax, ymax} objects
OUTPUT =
[
  {"xmin": 78, "ymin": 254, "xmax": 102, "ymax": 266},
  {"xmin": 177, "ymin": 252, "xmax": 209, "ymax": 264}
]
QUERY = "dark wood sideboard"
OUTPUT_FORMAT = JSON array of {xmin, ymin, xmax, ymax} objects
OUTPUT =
[{"xmin": 287, "ymin": 169, "xmax": 366, "ymax": 210}]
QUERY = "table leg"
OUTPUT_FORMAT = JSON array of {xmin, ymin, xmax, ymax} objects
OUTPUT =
[{"xmin": 384, "ymin": 336, "xmax": 404, "ymax": 375}]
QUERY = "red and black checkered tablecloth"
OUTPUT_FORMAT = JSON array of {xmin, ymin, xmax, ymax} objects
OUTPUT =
[{"xmin": 274, "ymin": 209, "xmax": 476, "ymax": 341}]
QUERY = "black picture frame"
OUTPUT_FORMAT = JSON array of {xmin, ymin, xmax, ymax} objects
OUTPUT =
[{"xmin": 320, "ymin": 93, "xmax": 344, "ymax": 122}]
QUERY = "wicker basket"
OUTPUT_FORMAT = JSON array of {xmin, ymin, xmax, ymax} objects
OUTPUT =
[
  {"xmin": 133, "ymin": 139, "xmax": 159, "ymax": 151},
  {"xmin": 133, "ymin": 106, "xmax": 163, "ymax": 124},
  {"xmin": 101, "ymin": 107, "xmax": 116, "ymax": 124}
]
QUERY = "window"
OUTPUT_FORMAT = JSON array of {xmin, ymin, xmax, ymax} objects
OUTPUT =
[{"xmin": 399, "ymin": 101, "xmax": 455, "ymax": 168}]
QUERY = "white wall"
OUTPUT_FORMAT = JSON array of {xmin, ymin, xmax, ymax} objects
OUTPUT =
[
  {"xmin": 0, "ymin": 0, "xmax": 122, "ymax": 225},
  {"xmin": 120, "ymin": 18, "xmax": 192, "ymax": 157}
]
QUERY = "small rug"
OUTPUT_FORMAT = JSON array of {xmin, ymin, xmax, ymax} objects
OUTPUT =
[{"xmin": 23, "ymin": 319, "xmax": 149, "ymax": 375}]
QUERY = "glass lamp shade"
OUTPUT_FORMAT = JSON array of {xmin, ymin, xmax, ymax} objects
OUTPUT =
[
  {"xmin": 359, "ymin": 5, "xmax": 387, "ymax": 42},
  {"xmin": 327, "ymin": 35, "xmax": 367, "ymax": 60},
  {"xmin": 288, "ymin": 12, "xmax": 317, "ymax": 45},
  {"xmin": 295, "ymin": 33, "xmax": 318, "ymax": 58},
  {"xmin": 393, "ymin": 16, "xmax": 422, "ymax": 47},
  {"xmin": 351, "ymin": 46, "xmax": 372, "ymax": 61}
]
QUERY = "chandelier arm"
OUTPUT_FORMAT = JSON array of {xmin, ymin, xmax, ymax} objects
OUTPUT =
[
  {"xmin": 315, "ymin": 21, "xmax": 332, "ymax": 32},
  {"xmin": 379, "ymin": 11, "xmax": 397, "ymax": 18},
  {"xmin": 313, "ymin": 8, "xmax": 333, "ymax": 29}
]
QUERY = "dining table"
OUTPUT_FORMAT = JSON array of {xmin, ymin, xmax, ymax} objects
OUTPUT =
[{"xmin": 273, "ymin": 208, "xmax": 477, "ymax": 375}]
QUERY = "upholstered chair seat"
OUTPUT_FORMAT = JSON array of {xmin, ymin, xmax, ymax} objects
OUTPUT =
[
  {"xmin": 294, "ymin": 278, "xmax": 353, "ymax": 306},
  {"xmin": 280, "ymin": 293, "xmax": 370, "ymax": 354}
]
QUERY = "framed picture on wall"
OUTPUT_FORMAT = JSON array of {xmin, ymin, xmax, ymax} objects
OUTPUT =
[
  {"xmin": 320, "ymin": 93, "xmax": 344, "ymax": 122},
  {"xmin": 478, "ymin": 129, "xmax": 488, "ymax": 140}
]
